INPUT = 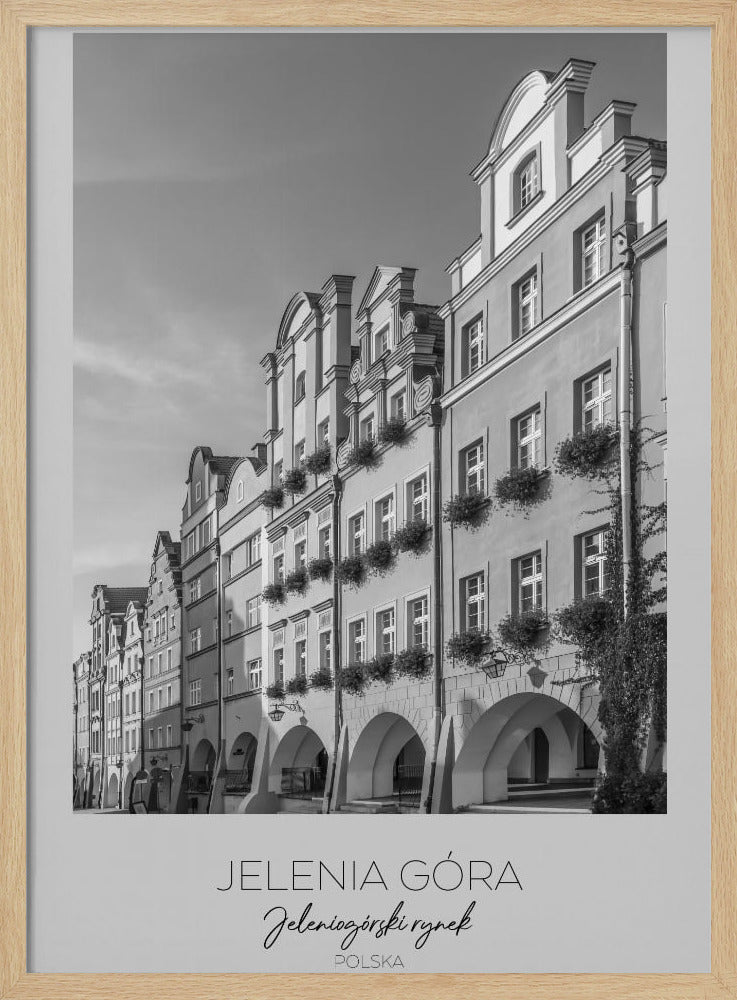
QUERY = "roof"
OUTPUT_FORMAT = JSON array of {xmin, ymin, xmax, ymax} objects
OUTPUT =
[
  {"xmin": 209, "ymin": 456, "xmax": 241, "ymax": 479},
  {"xmin": 103, "ymin": 587, "xmax": 148, "ymax": 615}
]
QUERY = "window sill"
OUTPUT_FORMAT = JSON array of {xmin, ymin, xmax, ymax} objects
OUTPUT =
[{"xmin": 506, "ymin": 189, "xmax": 545, "ymax": 230}]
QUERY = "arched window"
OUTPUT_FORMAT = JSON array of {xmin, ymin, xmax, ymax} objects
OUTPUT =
[
  {"xmin": 237, "ymin": 479, "xmax": 244, "ymax": 502},
  {"xmin": 295, "ymin": 371, "xmax": 306, "ymax": 402},
  {"xmin": 512, "ymin": 150, "xmax": 541, "ymax": 217}
]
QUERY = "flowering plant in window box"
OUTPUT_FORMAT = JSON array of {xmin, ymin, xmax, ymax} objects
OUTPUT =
[
  {"xmin": 554, "ymin": 596, "xmax": 616, "ymax": 659},
  {"xmin": 260, "ymin": 485, "xmax": 285, "ymax": 509},
  {"xmin": 282, "ymin": 467, "xmax": 307, "ymax": 495},
  {"xmin": 377, "ymin": 417, "xmax": 407, "ymax": 446},
  {"xmin": 366, "ymin": 653, "xmax": 395, "ymax": 685},
  {"xmin": 394, "ymin": 645, "xmax": 431, "ymax": 680},
  {"xmin": 335, "ymin": 555, "xmax": 366, "ymax": 589},
  {"xmin": 393, "ymin": 518, "xmax": 430, "ymax": 554},
  {"xmin": 497, "ymin": 609, "xmax": 550, "ymax": 656},
  {"xmin": 285, "ymin": 674, "xmax": 308, "ymax": 696},
  {"xmin": 304, "ymin": 442, "xmax": 331, "ymax": 475},
  {"xmin": 284, "ymin": 567, "xmax": 309, "ymax": 595},
  {"xmin": 494, "ymin": 466, "xmax": 547, "ymax": 508},
  {"xmin": 265, "ymin": 681, "xmax": 285, "ymax": 701},
  {"xmin": 309, "ymin": 667, "xmax": 334, "ymax": 691},
  {"xmin": 261, "ymin": 582, "xmax": 286, "ymax": 606},
  {"xmin": 364, "ymin": 539, "xmax": 396, "ymax": 576},
  {"xmin": 340, "ymin": 662, "xmax": 368, "ymax": 697},
  {"xmin": 442, "ymin": 492, "xmax": 490, "ymax": 529},
  {"xmin": 554, "ymin": 424, "xmax": 619, "ymax": 480},
  {"xmin": 307, "ymin": 556, "xmax": 333, "ymax": 582},
  {"xmin": 345, "ymin": 438, "xmax": 378, "ymax": 469},
  {"xmin": 446, "ymin": 629, "xmax": 491, "ymax": 665}
]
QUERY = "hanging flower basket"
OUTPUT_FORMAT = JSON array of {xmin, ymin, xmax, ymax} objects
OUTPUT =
[
  {"xmin": 284, "ymin": 567, "xmax": 309, "ymax": 595},
  {"xmin": 393, "ymin": 518, "xmax": 430, "ymax": 554},
  {"xmin": 497, "ymin": 609, "xmax": 550, "ymax": 654},
  {"xmin": 340, "ymin": 662, "xmax": 368, "ymax": 697},
  {"xmin": 345, "ymin": 438, "xmax": 378, "ymax": 469},
  {"xmin": 555, "ymin": 596, "xmax": 616, "ymax": 657},
  {"xmin": 394, "ymin": 646, "xmax": 431, "ymax": 680},
  {"xmin": 335, "ymin": 555, "xmax": 366, "ymax": 589},
  {"xmin": 261, "ymin": 486, "xmax": 285, "ymax": 510},
  {"xmin": 364, "ymin": 539, "xmax": 396, "ymax": 576},
  {"xmin": 494, "ymin": 466, "xmax": 546, "ymax": 508},
  {"xmin": 377, "ymin": 417, "xmax": 408, "ymax": 446},
  {"xmin": 307, "ymin": 556, "xmax": 333, "ymax": 582},
  {"xmin": 304, "ymin": 443, "xmax": 332, "ymax": 475},
  {"xmin": 262, "ymin": 582, "xmax": 286, "ymax": 606},
  {"xmin": 265, "ymin": 681, "xmax": 285, "ymax": 701},
  {"xmin": 366, "ymin": 653, "xmax": 395, "ymax": 685},
  {"xmin": 554, "ymin": 424, "xmax": 619, "ymax": 480},
  {"xmin": 442, "ymin": 492, "xmax": 490, "ymax": 529},
  {"xmin": 282, "ymin": 467, "xmax": 307, "ymax": 495},
  {"xmin": 446, "ymin": 629, "xmax": 490, "ymax": 665},
  {"xmin": 309, "ymin": 667, "xmax": 334, "ymax": 691},
  {"xmin": 285, "ymin": 674, "xmax": 308, "ymax": 696}
]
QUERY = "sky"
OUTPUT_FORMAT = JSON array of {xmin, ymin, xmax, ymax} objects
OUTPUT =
[{"xmin": 73, "ymin": 30, "xmax": 666, "ymax": 655}]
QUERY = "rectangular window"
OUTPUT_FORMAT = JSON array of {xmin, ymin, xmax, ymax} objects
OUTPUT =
[
  {"xmin": 189, "ymin": 578, "xmax": 201, "ymax": 603},
  {"xmin": 517, "ymin": 271, "xmax": 539, "ymax": 337},
  {"xmin": 213, "ymin": 617, "xmax": 219, "ymax": 643},
  {"xmin": 189, "ymin": 627, "xmax": 201, "ymax": 654},
  {"xmin": 157, "ymin": 687, "xmax": 162, "ymax": 710},
  {"xmin": 125, "ymin": 731, "xmax": 130, "ymax": 752},
  {"xmin": 226, "ymin": 669, "xmax": 234, "ymax": 696},
  {"xmin": 518, "ymin": 552, "xmax": 543, "ymax": 613},
  {"xmin": 318, "ymin": 523, "xmax": 331, "ymax": 559},
  {"xmin": 376, "ymin": 607, "xmax": 396, "ymax": 655},
  {"xmin": 582, "ymin": 216, "xmax": 607, "ymax": 287},
  {"xmin": 348, "ymin": 512, "xmax": 365, "ymax": 556},
  {"xmin": 147, "ymin": 657, "xmax": 153, "ymax": 678},
  {"xmin": 227, "ymin": 610, "xmax": 233, "ymax": 636},
  {"xmin": 360, "ymin": 415, "xmax": 375, "ymax": 442},
  {"xmin": 374, "ymin": 324, "xmax": 390, "ymax": 360},
  {"xmin": 171, "ymin": 613, "xmax": 176, "ymax": 629},
  {"xmin": 516, "ymin": 408, "xmax": 542, "ymax": 469},
  {"xmin": 294, "ymin": 539, "xmax": 307, "ymax": 569},
  {"xmin": 407, "ymin": 473, "xmax": 429, "ymax": 522},
  {"xmin": 462, "ymin": 573, "xmax": 486, "ymax": 632},
  {"xmin": 246, "ymin": 596, "xmax": 262, "ymax": 630},
  {"xmin": 131, "ymin": 691, "xmax": 136, "ymax": 714},
  {"xmin": 390, "ymin": 390, "xmax": 406, "ymax": 422},
  {"xmin": 273, "ymin": 647, "xmax": 284, "ymax": 685},
  {"xmin": 463, "ymin": 441, "xmax": 485, "ymax": 495},
  {"xmin": 295, "ymin": 639, "xmax": 307, "ymax": 677},
  {"xmin": 195, "ymin": 481, "xmax": 202, "ymax": 502},
  {"xmin": 188, "ymin": 678, "xmax": 201, "ymax": 706},
  {"xmin": 319, "ymin": 631, "xmax": 331, "ymax": 672},
  {"xmin": 148, "ymin": 691, "xmax": 154, "ymax": 713},
  {"xmin": 375, "ymin": 494, "xmax": 395, "ymax": 541},
  {"xmin": 131, "ymin": 730, "xmax": 136, "ymax": 752},
  {"xmin": 519, "ymin": 155, "xmax": 540, "ymax": 209},
  {"xmin": 294, "ymin": 439, "xmax": 306, "ymax": 466},
  {"xmin": 148, "ymin": 729, "xmax": 154, "ymax": 750},
  {"xmin": 166, "ymin": 684, "xmax": 172, "ymax": 707},
  {"xmin": 348, "ymin": 619, "xmax": 366, "ymax": 663},
  {"xmin": 317, "ymin": 418, "xmax": 330, "ymax": 444},
  {"xmin": 274, "ymin": 460, "xmax": 283, "ymax": 484},
  {"xmin": 408, "ymin": 596, "xmax": 429, "ymax": 649},
  {"xmin": 246, "ymin": 532, "xmax": 261, "ymax": 565},
  {"xmin": 185, "ymin": 531, "xmax": 196, "ymax": 559},
  {"xmin": 167, "ymin": 648, "xmax": 172, "ymax": 671},
  {"xmin": 294, "ymin": 371, "xmax": 306, "ymax": 403},
  {"xmin": 273, "ymin": 552, "xmax": 285, "ymax": 583},
  {"xmin": 166, "ymin": 725, "xmax": 172, "ymax": 747},
  {"xmin": 248, "ymin": 658, "xmax": 263, "ymax": 691},
  {"xmin": 582, "ymin": 528, "xmax": 610, "ymax": 597},
  {"xmin": 157, "ymin": 652, "xmax": 163, "ymax": 674},
  {"xmin": 465, "ymin": 316, "xmax": 485, "ymax": 375},
  {"xmin": 582, "ymin": 367, "xmax": 613, "ymax": 430},
  {"xmin": 202, "ymin": 518, "xmax": 212, "ymax": 546},
  {"xmin": 157, "ymin": 727, "xmax": 163, "ymax": 749}
]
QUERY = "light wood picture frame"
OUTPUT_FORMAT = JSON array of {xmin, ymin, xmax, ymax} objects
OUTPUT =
[{"xmin": 0, "ymin": 3, "xmax": 733, "ymax": 998}]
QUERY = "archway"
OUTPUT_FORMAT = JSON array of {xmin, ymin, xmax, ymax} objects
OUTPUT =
[
  {"xmin": 186, "ymin": 738, "xmax": 216, "ymax": 813},
  {"xmin": 347, "ymin": 713, "xmax": 426, "ymax": 804},
  {"xmin": 453, "ymin": 693, "xmax": 602, "ymax": 807},
  {"xmin": 226, "ymin": 732, "xmax": 258, "ymax": 795},
  {"xmin": 105, "ymin": 771, "xmax": 120, "ymax": 809},
  {"xmin": 123, "ymin": 771, "xmax": 134, "ymax": 811},
  {"xmin": 91, "ymin": 767, "xmax": 101, "ymax": 808},
  {"xmin": 269, "ymin": 725, "xmax": 327, "ymax": 798}
]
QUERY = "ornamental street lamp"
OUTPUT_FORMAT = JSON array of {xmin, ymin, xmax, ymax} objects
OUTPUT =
[{"xmin": 267, "ymin": 700, "xmax": 304, "ymax": 724}]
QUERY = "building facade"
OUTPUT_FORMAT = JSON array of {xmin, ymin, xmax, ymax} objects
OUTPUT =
[{"xmin": 72, "ymin": 652, "xmax": 91, "ymax": 808}]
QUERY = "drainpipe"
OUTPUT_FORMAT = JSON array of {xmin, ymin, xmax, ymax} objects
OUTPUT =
[
  {"xmin": 424, "ymin": 401, "xmax": 444, "ymax": 813},
  {"xmin": 209, "ymin": 538, "xmax": 224, "ymax": 814},
  {"xmin": 324, "ymin": 472, "xmax": 343, "ymax": 812},
  {"xmin": 618, "ymin": 244, "xmax": 635, "ymax": 615}
]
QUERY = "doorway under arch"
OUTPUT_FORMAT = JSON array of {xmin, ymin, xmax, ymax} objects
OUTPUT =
[
  {"xmin": 269, "ymin": 724, "xmax": 328, "ymax": 798},
  {"xmin": 105, "ymin": 771, "xmax": 120, "ymax": 809},
  {"xmin": 226, "ymin": 732, "xmax": 258, "ymax": 795},
  {"xmin": 186, "ymin": 737, "xmax": 216, "ymax": 813},
  {"xmin": 347, "ymin": 712, "xmax": 426, "ymax": 805}
]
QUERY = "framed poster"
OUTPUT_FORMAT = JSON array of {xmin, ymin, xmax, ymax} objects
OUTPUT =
[{"xmin": 1, "ymin": 4, "xmax": 735, "ymax": 998}]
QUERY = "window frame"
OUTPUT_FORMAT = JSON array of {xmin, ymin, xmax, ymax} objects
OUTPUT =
[
  {"xmin": 294, "ymin": 370, "xmax": 307, "ymax": 403},
  {"xmin": 461, "ymin": 572, "xmax": 486, "ymax": 633},
  {"xmin": 515, "ymin": 406, "xmax": 543, "ymax": 470},
  {"xmin": 406, "ymin": 592, "xmax": 430, "ymax": 650},
  {"xmin": 462, "ymin": 440, "xmax": 485, "ymax": 495}
]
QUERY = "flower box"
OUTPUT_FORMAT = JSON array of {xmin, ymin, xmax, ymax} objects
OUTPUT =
[
  {"xmin": 393, "ymin": 518, "xmax": 430, "ymax": 554},
  {"xmin": 262, "ymin": 582, "xmax": 286, "ymax": 606},
  {"xmin": 377, "ymin": 417, "xmax": 407, "ymax": 445},
  {"xmin": 555, "ymin": 596, "xmax": 616, "ymax": 655},
  {"xmin": 363, "ymin": 539, "xmax": 396, "ymax": 576},
  {"xmin": 304, "ymin": 442, "xmax": 332, "ymax": 475},
  {"xmin": 307, "ymin": 556, "xmax": 333, "ymax": 582},
  {"xmin": 554, "ymin": 424, "xmax": 619, "ymax": 480},
  {"xmin": 340, "ymin": 662, "xmax": 368, "ymax": 697},
  {"xmin": 282, "ymin": 467, "xmax": 307, "ymax": 495},
  {"xmin": 442, "ymin": 492, "xmax": 490, "ymax": 529},
  {"xmin": 446, "ymin": 629, "xmax": 490, "ymax": 665},
  {"xmin": 309, "ymin": 667, "xmax": 334, "ymax": 691},
  {"xmin": 335, "ymin": 555, "xmax": 366, "ymax": 588},
  {"xmin": 345, "ymin": 438, "xmax": 378, "ymax": 469},
  {"xmin": 265, "ymin": 681, "xmax": 285, "ymax": 701},
  {"xmin": 285, "ymin": 674, "xmax": 308, "ymax": 696},
  {"xmin": 260, "ymin": 485, "xmax": 285, "ymax": 509},
  {"xmin": 366, "ymin": 653, "xmax": 395, "ymax": 685},
  {"xmin": 394, "ymin": 646, "xmax": 431, "ymax": 680},
  {"xmin": 494, "ymin": 466, "xmax": 546, "ymax": 508},
  {"xmin": 284, "ymin": 567, "xmax": 309, "ymax": 595},
  {"xmin": 497, "ymin": 609, "xmax": 550, "ymax": 654}
]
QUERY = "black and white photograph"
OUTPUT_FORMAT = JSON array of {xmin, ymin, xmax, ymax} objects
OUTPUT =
[{"xmin": 72, "ymin": 30, "xmax": 668, "ymax": 818}]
